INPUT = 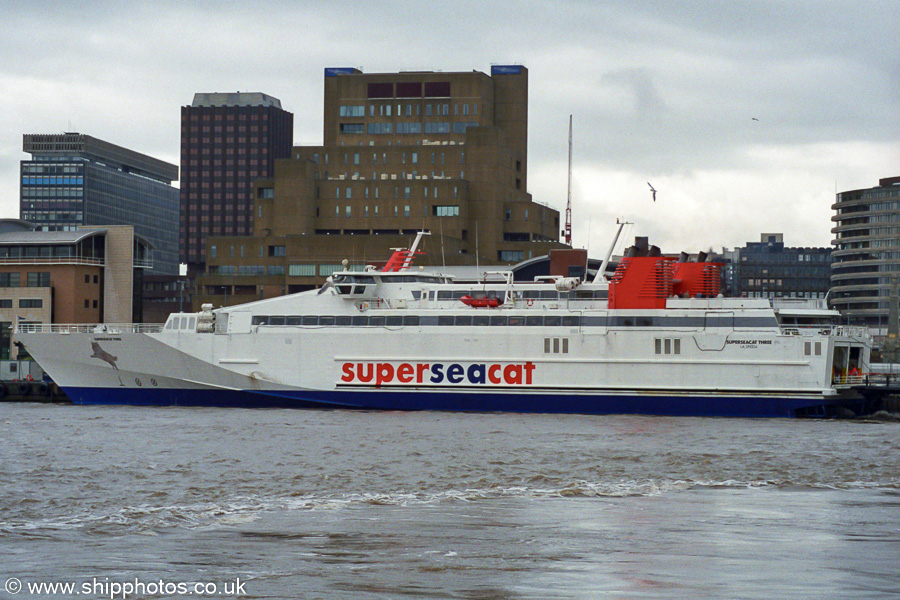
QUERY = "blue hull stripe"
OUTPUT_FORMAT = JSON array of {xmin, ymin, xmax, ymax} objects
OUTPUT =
[{"xmin": 61, "ymin": 387, "xmax": 857, "ymax": 418}]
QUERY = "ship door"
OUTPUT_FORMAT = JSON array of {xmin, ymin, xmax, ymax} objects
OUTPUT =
[{"xmin": 831, "ymin": 345, "xmax": 849, "ymax": 382}]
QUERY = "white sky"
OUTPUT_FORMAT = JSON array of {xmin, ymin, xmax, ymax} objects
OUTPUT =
[{"xmin": 2, "ymin": 0, "xmax": 897, "ymax": 255}]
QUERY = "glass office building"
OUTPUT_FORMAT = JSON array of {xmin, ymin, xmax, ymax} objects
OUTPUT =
[{"xmin": 20, "ymin": 133, "xmax": 180, "ymax": 275}]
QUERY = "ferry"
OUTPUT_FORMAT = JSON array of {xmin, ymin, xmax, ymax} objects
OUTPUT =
[{"xmin": 14, "ymin": 229, "xmax": 875, "ymax": 417}]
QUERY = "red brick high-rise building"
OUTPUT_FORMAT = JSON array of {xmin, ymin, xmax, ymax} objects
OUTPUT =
[{"xmin": 179, "ymin": 92, "xmax": 293, "ymax": 274}]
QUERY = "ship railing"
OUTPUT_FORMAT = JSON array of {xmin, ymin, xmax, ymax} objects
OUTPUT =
[
  {"xmin": 832, "ymin": 325, "xmax": 869, "ymax": 338},
  {"xmin": 772, "ymin": 298, "xmax": 828, "ymax": 310},
  {"xmin": 16, "ymin": 323, "xmax": 165, "ymax": 334},
  {"xmin": 834, "ymin": 373, "xmax": 900, "ymax": 388},
  {"xmin": 780, "ymin": 326, "xmax": 834, "ymax": 336},
  {"xmin": 833, "ymin": 374, "xmax": 866, "ymax": 386}
]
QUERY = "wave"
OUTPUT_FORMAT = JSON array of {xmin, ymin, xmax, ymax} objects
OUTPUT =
[{"xmin": 3, "ymin": 478, "xmax": 898, "ymax": 535}]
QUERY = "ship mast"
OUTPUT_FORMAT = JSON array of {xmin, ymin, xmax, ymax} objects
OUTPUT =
[{"xmin": 564, "ymin": 115, "xmax": 573, "ymax": 246}]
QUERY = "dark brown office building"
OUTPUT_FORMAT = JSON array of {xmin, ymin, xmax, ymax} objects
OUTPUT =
[
  {"xmin": 195, "ymin": 65, "xmax": 565, "ymax": 308},
  {"xmin": 179, "ymin": 92, "xmax": 293, "ymax": 274}
]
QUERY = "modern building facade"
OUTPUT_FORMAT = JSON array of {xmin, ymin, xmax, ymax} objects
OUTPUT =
[
  {"xmin": 831, "ymin": 176, "xmax": 900, "ymax": 326},
  {"xmin": 733, "ymin": 233, "xmax": 832, "ymax": 300},
  {"xmin": 195, "ymin": 65, "xmax": 564, "ymax": 308},
  {"xmin": 20, "ymin": 133, "xmax": 179, "ymax": 275},
  {"xmin": 179, "ymin": 92, "xmax": 294, "ymax": 274},
  {"xmin": 0, "ymin": 219, "xmax": 153, "ymax": 361}
]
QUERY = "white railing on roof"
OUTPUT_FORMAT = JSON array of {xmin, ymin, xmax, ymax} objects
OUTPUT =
[
  {"xmin": 16, "ymin": 323, "xmax": 165, "ymax": 334},
  {"xmin": 0, "ymin": 257, "xmax": 105, "ymax": 266}
]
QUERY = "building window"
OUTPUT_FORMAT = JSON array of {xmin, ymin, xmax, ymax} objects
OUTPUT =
[
  {"xmin": 499, "ymin": 251, "xmax": 524, "ymax": 262},
  {"xmin": 26, "ymin": 272, "xmax": 50, "ymax": 287},
  {"xmin": 339, "ymin": 105, "xmax": 365, "ymax": 117},
  {"xmin": 19, "ymin": 299, "xmax": 42, "ymax": 308},
  {"xmin": 289, "ymin": 264, "xmax": 317, "ymax": 277},
  {"xmin": 433, "ymin": 205, "xmax": 459, "ymax": 217},
  {"xmin": 210, "ymin": 245, "xmax": 216, "ymax": 258},
  {"xmin": 0, "ymin": 273, "xmax": 21, "ymax": 287},
  {"xmin": 268, "ymin": 246, "xmax": 286, "ymax": 257},
  {"xmin": 404, "ymin": 205, "xmax": 410, "ymax": 217}
]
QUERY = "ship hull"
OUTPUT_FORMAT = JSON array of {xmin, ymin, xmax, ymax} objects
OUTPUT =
[{"xmin": 59, "ymin": 385, "xmax": 859, "ymax": 418}]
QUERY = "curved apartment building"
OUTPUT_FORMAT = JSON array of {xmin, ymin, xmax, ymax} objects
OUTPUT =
[{"xmin": 831, "ymin": 176, "xmax": 900, "ymax": 325}]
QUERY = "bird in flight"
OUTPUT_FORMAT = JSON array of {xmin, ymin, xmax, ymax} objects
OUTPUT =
[
  {"xmin": 751, "ymin": 117, "xmax": 759, "ymax": 121},
  {"xmin": 647, "ymin": 182, "xmax": 657, "ymax": 202}
]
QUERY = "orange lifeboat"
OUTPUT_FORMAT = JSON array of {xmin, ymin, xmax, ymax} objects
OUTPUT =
[{"xmin": 460, "ymin": 295, "xmax": 503, "ymax": 308}]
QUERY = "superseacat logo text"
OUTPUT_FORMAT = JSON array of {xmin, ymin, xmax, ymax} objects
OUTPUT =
[{"xmin": 340, "ymin": 361, "xmax": 536, "ymax": 387}]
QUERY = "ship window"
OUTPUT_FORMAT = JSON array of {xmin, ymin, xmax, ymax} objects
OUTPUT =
[
  {"xmin": 302, "ymin": 316, "xmax": 319, "ymax": 325},
  {"xmin": 268, "ymin": 316, "xmax": 286, "ymax": 326},
  {"xmin": 437, "ymin": 291, "xmax": 453, "ymax": 300},
  {"xmin": 319, "ymin": 316, "xmax": 336, "ymax": 326},
  {"xmin": 815, "ymin": 342, "xmax": 822, "ymax": 355},
  {"xmin": 544, "ymin": 337, "xmax": 570, "ymax": 354},
  {"xmin": 438, "ymin": 316, "xmax": 455, "ymax": 326},
  {"xmin": 352, "ymin": 316, "xmax": 368, "ymax": 326},
  {"xmin": 655, "ymin": 337, "xmax": 681, "ymax": 355},
  {"xmin": 804, "ymin": 341, "xmax": 811, "ymax": 355},
  {"xmin": 473, "ymin": 315, "xmax": 490, "ymax": 326},
  {"xmin": 490, "ymin": 316, "xmax": 507, "ymax": 326},
  {"xmin": 366, "ymin": 316, "xmax": 383, "ymax": 326},
  {"xmin": 544, "ymin": 316, "xmax": 561, "ymax": 326},
  {"xmin": 252, "ymin": 316, "xmax": 268, "ymax": 325},
  {"xmin": 411, "ymin": 291, "xmax": 421, "ymax": 300},
  {"xmin": 287, "ymin": 316, "xmax": 303, "ymax": 325},
  {"xmin": 386, "ymin": 316, "xmax": 403, "ymax": 326},
  {"xmin": 402, "ymin": 316, "xmax": 420, "ymax": 326},
  {"xmin": 508, "ymin": 316, "xmax": 525, "ymax": 326},
  {"xmin": 335, "ymin": 316, "xmax": 352, "ymax": 326},
  {"xmin": 562, "ymin": 316, "xmax": 581, "ymax": 327},
  {"xmin": 526, "ymin": 316, "xmax": 543, "ymax": 326},
  {"xmin": 454, "ymin": 315, "xmax": 472, "ymax": 326},
  {"xmin": 353, "ymin": 286, "xmax": 367, "ymax": 295},
  {"xmin": 522, "ymin": 290, "xmax": 541, "ymax": 299}
]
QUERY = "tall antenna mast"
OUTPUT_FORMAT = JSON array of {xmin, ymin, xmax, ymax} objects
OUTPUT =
[{"xmin": 565, "ymin": 115, "xmax": 573, "ymax": 246}]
